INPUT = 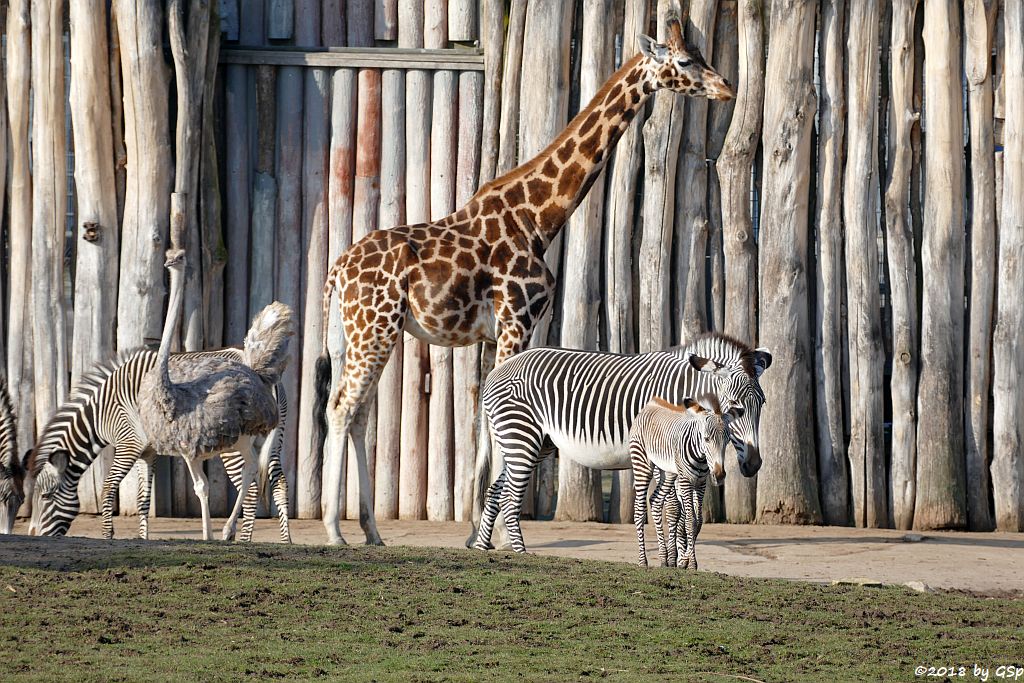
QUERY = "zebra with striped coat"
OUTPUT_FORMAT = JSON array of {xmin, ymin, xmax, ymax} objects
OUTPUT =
[
  {"xmin": 473, "ymin": 333, "xmax": 771, "ymax": 553},
  {"xmin": 29, "ymin": 347, "xmax": 291, "ymax": 542},
  {"xmin": 630, "ymin": 395, "xmax": 738, "ymax": 569}
]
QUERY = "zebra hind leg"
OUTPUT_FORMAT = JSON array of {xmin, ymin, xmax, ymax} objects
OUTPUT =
[{"xmin": 472, "ymin": 468, "xmax": 507, "ymax": 550}]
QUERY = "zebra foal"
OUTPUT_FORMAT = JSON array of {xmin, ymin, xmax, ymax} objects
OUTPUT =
[
  {"xmin": 473, "ymin": 333, "xmax": 771, "ymax": 553},
  {"xmin": 630, "ymin": 395, "xmax": 737, "ymax": 569}
]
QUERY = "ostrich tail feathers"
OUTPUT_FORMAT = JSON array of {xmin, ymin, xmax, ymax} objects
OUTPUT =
[{"xmin": 244, "ymin": 302, "xmax": 296, "ymax": 385}]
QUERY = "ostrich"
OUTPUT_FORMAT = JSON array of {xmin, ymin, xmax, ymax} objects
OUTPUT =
[{"xmin": 137, "ymin": 248, "xmax": 294, "ymax": 540}]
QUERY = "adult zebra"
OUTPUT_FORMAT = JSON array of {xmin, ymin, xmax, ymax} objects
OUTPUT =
[
  {"xmin": 30, "ymin": 347, "xmax": 291, "ymax": 542},
  {"xmin": 472, "ymin": 333, "xmax": 771, "ymax": 553}
]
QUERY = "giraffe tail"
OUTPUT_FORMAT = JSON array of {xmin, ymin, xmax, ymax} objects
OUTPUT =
[{"xmin": 313, "ymin": 266, "xmax": 339, "ymax": 454}]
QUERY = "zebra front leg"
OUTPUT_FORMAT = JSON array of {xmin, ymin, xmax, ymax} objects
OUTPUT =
[
  {"xmin": 630, "ymin": 443, "xmax": 654, "ymax": 567},
  {"xmin": 678, "ymin": 478, "xmax": 698, "ymax": 570},
  {"xmin": 101, "ymin": 446, "xmax": 146, "ymax": 540},
  {"xmin": 650, "ymin": 471, "xmax": 675, "ymax": 567},
  {"xmin": 472, "ymin": 468, "xmax": 507, "ymax": 551},
  {"xmin": 135, "ymin": 454, "xmax": 156, "ymax": 540}
]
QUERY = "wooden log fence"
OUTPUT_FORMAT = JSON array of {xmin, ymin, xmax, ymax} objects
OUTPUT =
[{"xmin": 4, "ymin": 0, "xmax": 1023, "ymax": 533}]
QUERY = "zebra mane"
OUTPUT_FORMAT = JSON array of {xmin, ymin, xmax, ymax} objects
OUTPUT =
[
  {"xmin": 30, "ymin": 347, "xmax": 149, "ymax": 475},
  {"xmin": 672, "ymin": 333, "xmax": 758, "ymax": 376}
]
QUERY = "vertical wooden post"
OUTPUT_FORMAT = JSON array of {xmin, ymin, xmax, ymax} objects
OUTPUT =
[
  {"xmin": 814, "ymin": 0, "xmax": 850, "ymax": 528},
  {"xmin": 605, "ymin": 0, "xmax": 649, "ymax": 525},
  {"xmin": 249, "ymin": 65, "xmax": 278, "ymax": 328},
  {"xmin": 275, "ymin": 58, "xmax": 304, "ymax": 514},
  {"xmin": 399, "ymin": 0, "xmax": 429, "ymax": 521},
  {"xmin": 674, "ymin": 0, "xmax": 717, "ymax": 343},
  {"xmin": 374, "ymin": 61, "xmax": 405, "ymax": 520},
  {"xmin": 555, "ymin": 0, "xmax": 613, "ymax": 523},
  {"xmin": 296, "ymin": 0, "xmax": 330, "ymax": 522},
  {"xmin": 448, "ymin": 0, "xmax": 477, "ymax": 41},
  {"xmin": 915, "ymin": 0, "xmax": 967, "ymax": 531},
  {"xmin": 427, "ymin": 0, "xmax": 456, "ymax": 522},
  {"xmin": 115, "ymin": 0, "xmax": 173, "ymax": 514},
  {"xmin": 7, "ymin": 0, "xmax": 34, "ymax": 517},
  {"xmin": 991, "ymin": 0, "xmax": 1024, "ymax": 531},
  {"xmin": 885, "ymin": 0, "xmax": 921, "ymax": 530},
  {"xmin": 844, "ymin": 0, "xmax": 886, "ymax": 528},
  {"xmin": 453, "ymin": 70, "xmax": 483, "ymax": 522},
  {"xmin": 223, "ymin": 63, "xmax": 250, "ymax": 343},
  {"xmin": 705, "ymin": 0, "xmax": 738, "ymax": 335},
  {"xmin": 639, "ymin": 0, "xmax": 684, "ymax": 355},
  {"xmin": 477, "ymin": 0, "xmax": 504, "ymax": 186},
  {"xmin": 322, "ymin": 70, "xmax": 357, "ymax": 525},
  {"xmin": 69, "ymin": 0, "xmax": 121, "ymax": 513},
  {"xmin": 375, "ymin": 0, "xmax": 398, "ymax": 40},
  {"xmin": 519, "ymin": 0, "xmax": 574, "ymax": 350},
  {"xmin": 964, "ymin": 0, "xmax": 998, "ymax": 532},
  {"xmin": 31, "ymin": 0, "xmax": 69, "ymax": 432},
  {"xmin": 754, "ymin": 0, "xmax": 822, "ymax": 525}
]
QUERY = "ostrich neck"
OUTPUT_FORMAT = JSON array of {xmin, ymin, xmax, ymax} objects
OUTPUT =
[{"xmin": 156, "ymin": 265, "xmax": 184, "ymax": 400}]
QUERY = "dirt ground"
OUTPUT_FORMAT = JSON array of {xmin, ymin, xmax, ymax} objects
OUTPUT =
[{"xmin": 6, "ymin": 515, "xmax": 1023, "ymax": 595}]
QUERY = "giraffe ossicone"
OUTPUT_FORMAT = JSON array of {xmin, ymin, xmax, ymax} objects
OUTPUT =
[{"xmin": 313, "ymin": 13, "xmax": 734, "ymax": 547}]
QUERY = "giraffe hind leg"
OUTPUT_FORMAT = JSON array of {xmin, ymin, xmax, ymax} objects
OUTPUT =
[{"xmin": 322, "ymin": 306, "xmax": 404, "ymax": 546}]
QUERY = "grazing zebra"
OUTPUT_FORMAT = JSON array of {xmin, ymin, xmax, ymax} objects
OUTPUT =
[
  {"xmin": 630, "ymin": 395, "xmax": 737, "ymax": 569},
  {"xmin": 30, "ymin": 347, "xmax": 291, "ymax": 542},
  {"xmin": 0, "ymin": 376, "xmax": 27, "ymax": 535},
  {"xmin": 473, "ymin": 333, "xmax": 771, "ymax": 553}
]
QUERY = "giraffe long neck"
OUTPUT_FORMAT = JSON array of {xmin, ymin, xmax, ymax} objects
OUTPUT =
[{"xmin": 474, "ymin": 54, "xmax": 654, "ymax": 247}]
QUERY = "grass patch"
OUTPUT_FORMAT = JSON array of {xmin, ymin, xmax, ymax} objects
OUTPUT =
[{"xmin": 1, "ymin": 537, "xmax": 1022, "ymax": 681}]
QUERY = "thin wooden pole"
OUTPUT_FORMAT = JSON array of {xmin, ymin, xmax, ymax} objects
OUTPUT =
[
  {"xmin": 963, "ymin": 0, "xmax": 998, "ymax": 532},
  {"xmin": 30, "ymin": 0, "xmax": 69, "ymax": 432},
  {"xmin": 7, "ymin": 0, "xmax": 33, "ymax": 517},
  {"xmin": 374, "ymin": 62, "xmax": 405, "ymax": 520},
  {"xmin": 915, "ymin": 0, "xmax": 967, "ymax": 531},
  {"xmin": 991, "ymin": 0, "xmax": 1024, "ymax": 531},
  {"xmin": 297, "ymin": 0, "xmax": 330, "ymax": 523},
  {"xmin": 69, "ymin": 0, "xmax": 121, "ymax": 512},
  {"xmin": 754, "ymin": 0, "xmax": 822, "ymax": 525},
  {"xmin": 886, "ymin": 0, "xmax": 921, "ymax": 531},
  {"xmin": 324, "ymin": 66, "xmax": 357, "ymax": 523},
  {"xmin": 426, "ymin": 0, "xmax": 456, "ymax": 523},
  {"xmin": 673, "ymin": 0, "xmax": 718, "ymax": 343},
  {"xmin": 453, "ymin": 69, "xmax": 483, "ymax": 522},
  {"xmin": 844, "ymin": 0, "xmax": 886, "ymax": 528},
  {"xmin": 555, "ymin": 0, "xmax": 612, "ymax": 523},
  {"xmin": 399, "ymin": 0, "xmax": 429, "ymax": 521}
]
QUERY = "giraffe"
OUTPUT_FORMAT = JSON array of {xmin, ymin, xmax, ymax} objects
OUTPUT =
[{"xmin": 314, "ymin": 11, "xmax": 734, "ymax": 546}]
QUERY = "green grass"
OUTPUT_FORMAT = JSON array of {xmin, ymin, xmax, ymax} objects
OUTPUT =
[{"xmin": 1, "ymin": 538, "xmax": 1022, "ymax": 682}]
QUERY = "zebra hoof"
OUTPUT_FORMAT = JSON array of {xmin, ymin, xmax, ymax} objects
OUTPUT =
[
  {"xmin": 472, "ymin": 540, "xmax": 493, "ymax": 551},
  {"xmin": 365, "ymin": 537, "xmax": 385, "ymax": 547}
]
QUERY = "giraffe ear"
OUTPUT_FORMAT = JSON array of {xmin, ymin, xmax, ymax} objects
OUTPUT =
[{"xmin": 637, "ymin": 34, "xmax": 667, "ymax": 63}]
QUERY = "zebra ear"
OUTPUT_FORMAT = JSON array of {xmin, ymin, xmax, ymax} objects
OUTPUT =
[
  {"xmin": 685, "ymin": 353, "xmax": 730, "ymax": 377},
  {"xmin": 20, "ymin": 449, "xmax": 32, "ymax": 473},
  {"xmin": 50, "ymin": 450, "xmax": 70, "ymax": 477},
  {"xmin": 753, "ymin": 348, "xmax": 772, "ymax": 377}
]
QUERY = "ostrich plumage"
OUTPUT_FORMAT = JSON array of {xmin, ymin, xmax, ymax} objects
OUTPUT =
[{"xmin": 137, "ymin": 248, "xmax": 294, "ymax": 539}]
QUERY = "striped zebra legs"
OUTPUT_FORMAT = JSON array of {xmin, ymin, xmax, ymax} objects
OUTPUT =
[
  {"xmin": 650, "ymin": 473, "xmax": 680, "ymax": 568},
  {"xmin": 474, "ymin": 411, "xmax": 543, "ymax": 553},
  {"xmin": 676, "ymin": 476, "xmax": 706, "ymax": 570},
  {"xmin": 100, "ymin": 446, "xmax": 148, "ymax": 540},
  {"xmin": 135, "ymin": 455, "xmax": 156, "ymax": 540},
  {"xmin": 630, "ymin": 442, "xmax": 656, "ymax": 567}
]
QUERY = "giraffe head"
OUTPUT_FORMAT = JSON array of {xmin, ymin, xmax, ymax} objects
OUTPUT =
[{"xmin": 638, "ymin": 11, "xmax": 734, "ymax": 101}]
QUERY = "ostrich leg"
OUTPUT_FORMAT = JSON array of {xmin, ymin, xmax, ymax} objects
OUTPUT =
[{"xmin": 183, "ymin": 455, "xmax": 213, "ymax": 541}]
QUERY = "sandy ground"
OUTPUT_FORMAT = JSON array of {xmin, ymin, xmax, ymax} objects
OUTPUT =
[{"xmin": 5, "ymin": 515, "xmax": 1022, "ymax": 596}]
